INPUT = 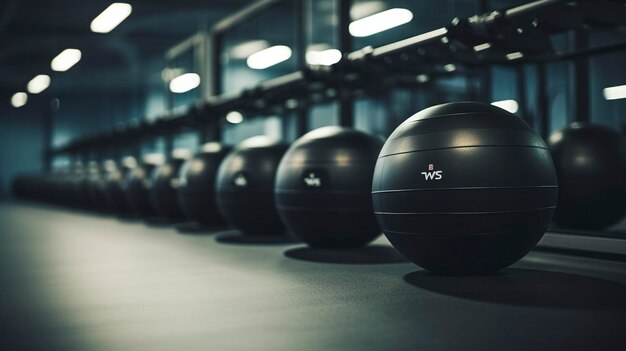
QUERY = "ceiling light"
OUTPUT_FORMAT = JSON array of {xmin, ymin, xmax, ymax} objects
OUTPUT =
[
  {"xmin": 443, "ymin": 64, "xmax": 456, "ymax": 72},
  {"xmin": 51, "ymin": 49, "xmax": 82, "ymax": 72},
  {"xmin": 90, "ymin": 3, "xmax": 133, "ymax": 33},
  {"xmin": 11, "ymin": 92, "xmax": 28, "ymax": 108},
  {"xmin": 491, "ymin": 99, "xmax": 519, "ymax": 113},
  {"xmin": 349, "ymin": 8, "xmax": 413, "ymax": 37},
  {"xmin": 473, "ymin": 43, "xmax": 492, "ymax": 52},
  {"xmin": 226, "ymin": 111, "xmax": 244, "ymax": 124},
  {"xmin": 306, "ymin": 49, "xmax": 342, "ymax": 66},
  {"xmin": 161, "ymin": 68, "xmax": 184, "ymax": 81},
  {"xmin": 230, "ymin": 40, "xmax": 269, "ymax": 59},
  {"xmin": 169, "ymin": 73, "xmax": 200, "ymax": 93},
  {"xmin": 247, "ymin": 45, "xmax": 292, "ymax": 70},
  {"xmin": 350, "ymin": 1, "xmax": 385, "ymax": 20},
  {"xmin": 416, "ymin": 74, "xmax": 429, "ymax": 83},
  {"xmin": 506, "ymin": 52, "xmax": 524, "ymax": 60},
  {"xmin": 603, "ymin": 84, "xmax": 626, "ymax": 100},
  {"xmin": 27, "ymin": 75, "xmax": 51, "ymax": 94}
]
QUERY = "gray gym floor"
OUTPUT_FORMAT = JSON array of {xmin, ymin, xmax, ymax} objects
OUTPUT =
[{"xmin": 1, "ymin": 203, "xmax": 625, "ymax": 350}]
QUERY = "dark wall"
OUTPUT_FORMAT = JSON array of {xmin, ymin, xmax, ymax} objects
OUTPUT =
[{"xmin": 0, "ymin": 107, "xmax": 44, "ymax": 195}]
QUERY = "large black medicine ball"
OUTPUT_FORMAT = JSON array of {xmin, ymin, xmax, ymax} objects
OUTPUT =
[
  {"xmin": 177, "ymin": 142, "xmax": 231, "ymax": 225},
  {"xmin": 216, "ymin": 136, "xmax": 289, "ymax": 235},
  {"xmin": 150, "ymin": 149, "xmax": 192, "ymax": 219},
  {"xmin": 372, "ymin": 102, "xmax": 558, "ymax": 275},
  {"xmin": 124, "ymin": 154, "xmax": 165, "ymax": 218},
  {"xmin": 549, "ymin": 123, "xmax": 626, "ymax": 229},
  {"xmin": 275, "ymin": 127, "xmax": 384, "ymax": 248}
]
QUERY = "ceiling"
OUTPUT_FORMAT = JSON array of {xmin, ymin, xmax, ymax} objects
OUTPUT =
[{"xmin": 0, "ymin": 0, "xmax": 253, "ymax": 108}]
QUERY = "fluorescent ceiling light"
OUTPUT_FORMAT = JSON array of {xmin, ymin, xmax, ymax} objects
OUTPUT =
[
  {"xmin": 161, "ymin": 68, "xmax": 184, "ymax": 81},
  {"xmin": 169, "ymin": 73, "xmax": 200, "ymax": 93},
  {"xmin": 349, "ymin": 8, "xmax": 413, "ymax": 37},
  {"xmin": 603, "ymin": 84, "xmax": 626, "ymax": 100},
  {"xmin": 473, "ymin": 42, "xmax": 492, "ymax": 52},
  {"xmin": 226, "ymin": 111, "xmax": 244, "ymax": 124},
  {"xmin": 11, "ymin": 92, "xmax": 28, "ymax": 108},
  {"xmin": 27, "ymin": 75, "xmax": 51, "ymax": 94},
  {"xmin": 350, "ymin": 1, "xmax": 385, "ymax": 20},
  {"xmin": 443, "ymin": 64, "xmax": 456, "ymax": 72},
  {"xmin": 51, "ymin": 49, "xmax": 82, "ymax": 71},
  {"xmin": 506, "ymin": 52, "xmax": 524, "ymax": 60},
  {"xmin": 90, "ymin": 3, "xmax": 133, "ymax": 33},
  {"xmin": 416, "ymin": 74, "xmax": 429, "ymax": 83},
  {"xmin": 491, "ymin": 99, "xmax": 519, "ymax": 113},
  {"xmin": 246, "ymin": 45, "xmax": 292, "ymax": 70},
  {"xmin": 306, "ymin": 49, "xmax": 342, "ymax": 66},
  {"xmin": 230, "ymin": 40, "xmax": 269, "ymax": 59}
]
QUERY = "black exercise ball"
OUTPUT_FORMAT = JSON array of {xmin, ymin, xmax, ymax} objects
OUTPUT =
[
  {"xmin": 549, "ymin": 123, "xmax": 626, "ymax": 229},
  {"xmin": 372, "ymin": 102, "xmax": 558, "ymax": 275},
  {"xmin": 124, "ymin": 153, "xmax": 164, "ymax": 218},
  {"xmin": 150, "ymin": 149, "xmax": 192, "ymax": 219},
  {"xmin": 103, "ymin": 158, "xmax": 136, "ymax": 215},
  {"xmin": 216, "ymin": 136, "xmax": 289, "ymax": 235},
  {"xmin": 275, "ymin": 126, "xmax": 384, "ymax": 248},
  {"xmin": 85, "ymin": 161, "xmax": 109, "ymax": 211},
  {"xmin": 177, "ymin": 142, "xmax": 231, "ymax": 225},
  {"xmin": 66, "ymin": 162, "xmax": 90, "ymax": 208}
]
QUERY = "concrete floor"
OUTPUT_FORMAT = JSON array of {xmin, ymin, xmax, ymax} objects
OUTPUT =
[{"xmin": 1, "ymin": 203, "xmax": 625, "ymax": 350}]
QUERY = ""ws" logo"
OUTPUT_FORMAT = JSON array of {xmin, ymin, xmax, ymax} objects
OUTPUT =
[{"xmin": 421, "ymin": 163, "xmax": 443, "ymax": 180}]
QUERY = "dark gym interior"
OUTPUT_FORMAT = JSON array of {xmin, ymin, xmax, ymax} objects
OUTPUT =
[{"xmin": 1, "ymin": 0, "xmax": 625, "ymax": 350}]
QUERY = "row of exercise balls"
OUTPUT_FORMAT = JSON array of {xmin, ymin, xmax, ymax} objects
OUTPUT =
[{"xmin": 12, "ymin": 102, "xmax": 626, "ymax": 275}]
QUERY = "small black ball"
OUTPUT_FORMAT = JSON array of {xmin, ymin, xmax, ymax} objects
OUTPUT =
[
  {"xmin": 372, "ymin": 102, "xmax": 558, "ymax": 275},
  {"xmin": 124, "ymin": 154, "xmax": 164, "ymax": 218},
  {"xmin": 177, "ymin": 143, "xmax": 232, "ymax": 225},
  {"xmin": 216, "ymin": 136, "xmax": 288, "ymax": 235},
  {"xmin": 85, "ymin": 162, "xmax": 110, "ymax": 212},
  {"xmin": 549, "ymin": 123, "xmax": 626, "ymax": 229},
  {"xmin": 103, "ymin": 158, "xmax": 135, "ymax": 215},
  {"xmin": 275, "ymin": 127, "xmax": 384, "ymax": 248},
  {"xmin": 150, "ymin": 150, "xmax": 191, "ymax": 219}
]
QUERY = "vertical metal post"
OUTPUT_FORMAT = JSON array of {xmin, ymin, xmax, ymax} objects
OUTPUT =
[
  {"xmin": 574, "ymin": 29, "xmax": 590, "ymax": 123},
  {"xmin": 338, "ymin": 0, "xmax": 353, "ymax": 127},
  {"xmin": 516, "ymin": 66, "xmax": 531, "ymax": 126},
  {"xmin": 42, "ymin": 104, "xmax": 54, "ymax": 171},
  {"xmin": 295, "ymin": 0, "xmax": 306, "ymax": 70},
  {"xmin": 537, "ymin": 63, "xmax": 550, "ymax": 139},
  {"xmin": 201, "ymin": 117, "xmax": 222, "ymax": 143},
  {"xmin": 212, "ymin": 33, "xmax": 223, "ymax": 97},
  {"xmin": 164, "ymin": 135, "xmax": 174, "ymax": 159},
  {"xmin": 294, "ymin": 0, "xmax": 308, "ymax": 136},
  {"xmin": 295, "ymin": 104, "xmax": 308, "ymax": 137}
]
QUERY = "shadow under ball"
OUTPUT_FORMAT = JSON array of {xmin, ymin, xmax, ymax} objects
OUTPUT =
[
  {"xmin": 275, "ymin": 126, "xmax": 384, "ymax": 248},
  {"xmin": 177, "ymin": 143, "xmax": 231, "ymax": 225},
  {"xmin": 549, "ymin": 123, "xmax": 626, "ymax": 229},
  {"xmin": 216, "ymin": 136, "xmax": 288, "ymax": 235},
  {"xmin": 124, "ymin": 154, "xmax": 164, "ymax": 218},
  {"xmin": 150, "ymin": 150, "xmax": 191, "ymax": 219},
  {"xmin": 372, "ymin": 102, "xmax": 558, "ymax": 275}
]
